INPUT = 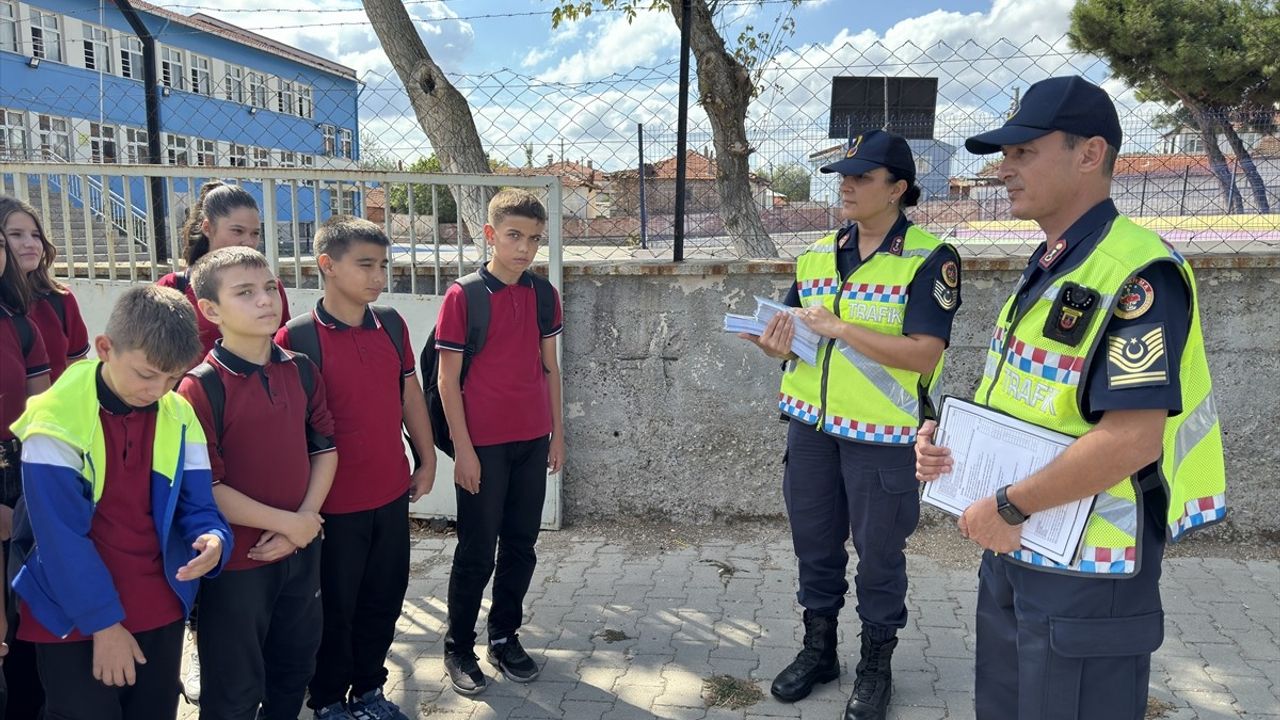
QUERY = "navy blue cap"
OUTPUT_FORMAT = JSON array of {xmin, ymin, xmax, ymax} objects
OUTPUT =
[
  {"xmin": 819, "ymin": 129, "xmax": 916, "ymax": 181},
  {"xmin": 965, "ymin": 76, "xmax": 1122, "ymax": 155}
]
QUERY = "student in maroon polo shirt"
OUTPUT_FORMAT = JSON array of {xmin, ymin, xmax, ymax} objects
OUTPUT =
[
  {"xmin": 0, "ymin": 226, "xmax": 50, "ymax": 720},
  {"xmin": 2, "ymin": 196, "xmax": 91, "ymax": 382},
  {"xmin": 437, "ymin": 189, "xmax": 565, "ymax": 697},
  {"xmin": 158, "ymin": 182, "xmax": 292, "ymax": 360},
  {"xmin": 177, "ymin": 247, "xmax": 337, "ymax": 720},
  {"xmin": 275, "ymin": 218, "xmax": 435, "ymax": 720},
  {"xmin": 9, "ymin": 285, "xmax": 231, "ymax": 720}
]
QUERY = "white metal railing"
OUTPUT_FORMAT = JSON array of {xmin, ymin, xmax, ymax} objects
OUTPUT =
[
  {"xmin": 34, "ymin": 152, "xmax": 151, "ymax": 252},
  {"xmin": 0, "ymin": 162, "xmax": 565, "ymax": 293}
]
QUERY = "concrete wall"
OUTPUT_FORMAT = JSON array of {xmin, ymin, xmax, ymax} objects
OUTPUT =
[
  {"xmin": 64, "ymin": 256, "xmax": 1280, "ymax": 537},
  {"xmin": 556, "ymin": 257, "xmax": 1280, "ymax": 538}
]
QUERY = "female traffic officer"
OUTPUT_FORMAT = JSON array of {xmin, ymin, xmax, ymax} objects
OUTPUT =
[{"xmin": 741, "ymin": 129, "xmax": 961, "ymax": 720}]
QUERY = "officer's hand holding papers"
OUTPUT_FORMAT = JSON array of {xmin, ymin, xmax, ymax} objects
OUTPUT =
[
  {"xmin": 917, "ymin": 398, "xmax": 1093, "ymax": 565},
  {"xmin": 727, "ymin": 296, "xmax": 821, "ymax": 365}
]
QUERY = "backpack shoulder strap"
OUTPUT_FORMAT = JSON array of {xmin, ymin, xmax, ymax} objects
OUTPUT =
[
  {"xmin": 529, "ymin": 272, "xmax": 558, "ymax": 338},
  {"xmin": 290, "ymin": 351, "xmax": 317, "ymax": 402},
  {"xmin": 12, "ymin": 314, "xmax": 35, "ymax": 359},
  {"xmin": 456, "ymin": 271, "xmax": 491, "ymax": 356},
  {"xmin": 371, "ymin": 306, "xmax": 406, "ymax": 363},
  {"xmin": 44, "ymin": 291, "xmax": 67, "ymax": 329},
  {"xmin": 187, "ymin": 363, "xmax": 225, "ymax": 450},
  {"xmin": 283, "ymin": 313, "xmax": 323, "ymax": 371},
  {"xmin": 172, "ymin": 271, "xmax": 190, "ymax": 294}
]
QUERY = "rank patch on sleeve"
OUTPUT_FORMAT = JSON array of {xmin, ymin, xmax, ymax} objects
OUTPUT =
[
  {"xmin": 1106, "ymin": 322, "xmax": 1169, "ymax": 389},
  {"xmin": 1115, "ymin": 276, "xmax": 1155, "ymax": 319},
  {"xmin": 932, "ymin": 279, "xmax": 958, "ymax": 310}
]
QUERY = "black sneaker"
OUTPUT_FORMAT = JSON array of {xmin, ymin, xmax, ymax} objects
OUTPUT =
[
  {"xmin": 487, "ymin": 635, "xmax": 540, "ymax": 683},
  {"xmin": 444, "ymin": 652, "xmax": 488, "ymax": 696}
]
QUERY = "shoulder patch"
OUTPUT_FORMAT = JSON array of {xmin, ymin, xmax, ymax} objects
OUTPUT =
[
  {"xmin": 932, "ymin": 280, "xmax": 957, "ymax": 310},
  {"xmin": 1106, "ymin": 322, "xmax": 1169, "ymax": 389},
  {"xmin": 941, "ymin": 260, "xmax": 959, "ymax": 288},
  {"xmin": 1115, "ymin": 276, "xmax": 1155, "ymax": 320}
]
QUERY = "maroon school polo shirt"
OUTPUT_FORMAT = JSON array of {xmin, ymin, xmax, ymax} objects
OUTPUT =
[
  {"xmin": 30, "ymin": 290, "xmax": 90, "ymax": 381},
  {"xmin": 21, "ymin": 367, "xmax": 183, "ymax": 643},
  {"xmin": 0, "ymin": 305, "xmax": 49, "ymax": 441},
  {"xmin": 178, "ymin": 343, "xmax": 335, "ymax": 571},
  {"xmin": 434, "ymin": 267, "xmax": 563, "ymax": 447},
  {"xmin": 274, "ymin": 301, "xmax": 414, "ymax": 515},
  {"xmin": 157, "ymin": 271, "xmax": 292, "ymax": 359}
]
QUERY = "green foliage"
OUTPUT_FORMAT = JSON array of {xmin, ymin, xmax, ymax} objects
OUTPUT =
[
  {"xmin": 760, "ymin": 164, "xmax": 811, "ymax": 201},
  {"xmin": 386, "ymin": 155, "xmax": 514, "ymax": 222}
]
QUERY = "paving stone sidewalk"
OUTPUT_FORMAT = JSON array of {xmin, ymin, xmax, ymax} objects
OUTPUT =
[{"xmin": 179, "ymin": 526, "xmax": 1279, "ymax": 719}]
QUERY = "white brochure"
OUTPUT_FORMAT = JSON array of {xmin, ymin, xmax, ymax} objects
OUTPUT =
[{"xmin": 922, "ymin": 397, "xmax": 1093, "ymax": 566}]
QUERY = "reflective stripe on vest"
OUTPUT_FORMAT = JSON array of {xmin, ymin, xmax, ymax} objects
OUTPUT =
[
  {"xmin": 974, "ymin": 216, "xmax": 1226, "ymax": 576},
  {"xmin": 778, "ymin": 225, "xmax": 949, "ymax": 445}
]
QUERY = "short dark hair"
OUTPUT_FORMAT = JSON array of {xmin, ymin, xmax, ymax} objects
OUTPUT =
[
  {"xmin": 105, "ymin": 285, "xmax": 201, "ymax": 372},
  {"xmin": 190, "ymin": 246, "xmax": 270, "ymax": 302},
  {"xmin": 885, "ymin": 171, "xmax": 922, "ymax": 207},
  {"xmin": 488, "ymin": 189, "xmax": 547, "ymax": 226},
  {"xmin": 314, "ymin": 216, "xmax": 390, "ymax": 260},
  {"xmin": 1062, "ymin": 133, "xmax": 1119, "ymax": 177}
]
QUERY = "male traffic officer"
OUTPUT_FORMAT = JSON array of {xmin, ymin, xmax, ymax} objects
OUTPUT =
[{"xmin": 915, "ymin": 76, "xmax": 1227, "ymax": 720}]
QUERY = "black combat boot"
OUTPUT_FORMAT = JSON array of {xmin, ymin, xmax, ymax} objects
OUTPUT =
[
  {"xmin": 770, "ymin": 610, "xmax": 840, "ymax": 702},
  {"xmin": 844, "ymin": 632, "xmax": 898, "ymax": 720}
]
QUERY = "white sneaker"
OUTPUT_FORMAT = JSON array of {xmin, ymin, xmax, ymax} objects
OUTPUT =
[{"xmin": 181, "ymin": 639, "xmax": 201, "ymax": 705}]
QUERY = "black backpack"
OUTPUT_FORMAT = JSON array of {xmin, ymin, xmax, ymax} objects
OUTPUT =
[
  {"xmin": 12, "ymin": 314, "xmax": 36, "ymax": 360},
  {"xmin": 186, "ymin": 353, "xmax": 317, "ymax": 454},
  {"xmin": 282, "ymin": 306, "xmax": 407, "ymax": 398},
  {"xmin": 422, "ymin": 270, "xmax": 557, "ymax": 458}
]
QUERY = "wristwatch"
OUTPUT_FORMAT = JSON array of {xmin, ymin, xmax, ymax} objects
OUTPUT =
[{"xmin": 995, "ymin": 485, "xmax": 1030, "ymax": 525}]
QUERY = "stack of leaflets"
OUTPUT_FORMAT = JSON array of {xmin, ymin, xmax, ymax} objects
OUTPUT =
[{"xmin": 724, "ymin": 296, "xmax": 822, "ymax": 365}]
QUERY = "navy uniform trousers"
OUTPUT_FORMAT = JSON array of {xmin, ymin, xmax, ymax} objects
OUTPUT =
[
  {"xmin": 782, "ymin": 419, "xmax": 920, "ymax": 638},
  {"xmin": 975, "ymin": 485, "xmax": 1168, "ymax": 719}
]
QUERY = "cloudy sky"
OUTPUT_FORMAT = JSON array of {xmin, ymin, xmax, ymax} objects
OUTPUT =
[{"xmin": 163, "ymin": 0, "xmax": 1153, "ymax": 172}]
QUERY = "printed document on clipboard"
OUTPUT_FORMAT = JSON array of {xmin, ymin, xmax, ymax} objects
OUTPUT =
[{"xmin": 921, "ymin": 397, "xmax": 1093, "ymax": 566}]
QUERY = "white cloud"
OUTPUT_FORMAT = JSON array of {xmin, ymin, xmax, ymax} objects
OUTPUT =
[
  {"xmin": 521, "ymin": 46, "xmax": 555, "ymax": 68},
  {"xmin": 537, "ymin": 10, "xmax": 679, "ymax": 84}
]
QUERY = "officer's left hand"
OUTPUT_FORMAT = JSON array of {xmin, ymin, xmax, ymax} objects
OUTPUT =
[
  {"xmin": 794, "ymin": 306, "xmax": 845, "ymax": 339},
  {"xmin": 959, "ymin": 496, "xmax": 1023, "ymax": 554}
]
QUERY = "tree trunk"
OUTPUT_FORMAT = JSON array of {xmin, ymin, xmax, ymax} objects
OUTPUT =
[
  {"xmin": 1220, "ymin": 120, "xmax": 1271, "ymax": 213},
  {"xmin": 1182, "ymin": 100, "xmax": 1243, "ymax": 213},
  {"xmin": 363, "ymin": 0, "xmax": 492, "ymax": 242},
  {"xmin": 670, "ymin": 0, "xmax": 777, "ymax": 258}
]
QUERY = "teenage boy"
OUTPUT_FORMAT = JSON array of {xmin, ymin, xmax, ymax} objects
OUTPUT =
[
  {"xmin": 9, "ymin": 284, "xmax": 231, "ymax": 720},
  {"xmin": 438, "ymin": 189, "xmax": 565, "ymax": 696},
  {"xmin": 275, "ymin": 217, "xmax": 435, "ymax": 720},
  {"xmin": 178, "ymin": 246, "xmax": 337, "ymax": 720}
]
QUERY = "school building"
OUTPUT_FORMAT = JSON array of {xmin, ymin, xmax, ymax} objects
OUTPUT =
[{"xmin": 0, "ymin": 0, "xmax": 361, "ymax": 250}]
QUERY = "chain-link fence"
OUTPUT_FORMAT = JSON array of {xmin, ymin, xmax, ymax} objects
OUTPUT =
[{"xmin": 3, "ymin": 32, "xmax": 1277, "ymax": 262}]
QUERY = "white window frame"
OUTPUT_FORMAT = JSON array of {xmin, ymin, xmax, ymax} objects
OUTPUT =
[
  {"xmin": 30, "ymin": 11, "xmax": 62, "ymax": 63},
  {"xmin": 321, "ymin": 124, "xmax": 335, "ymax": 156},
  {"xmin": 252, "ymin": 147, "xmax": 270, "ymax": 168},
  {"xmin": 228, "ymin": 143, "xmax": 247, "ymax": 167},
  {"xmin": 37, "ymin": 114, "xmax": 71, "ymax": 161},
  {"xmin": 118, "ymin": 35, "xmax": 143, "ymax": 80},
  {"xmin": 297, "ymin": 85, "xmax": 313, "ymax": 119},
  {"xmin": 224, "ymin": 65, "xmax": 244, "ymax": 103},
  {"xmin": 278, "ymin": 150, "xmax": 297, "ymax": 168},
  {"xmin": 248, "ymin": 72, "xmax": 268, "ymax": 109},
  {"xmin": 299, "ymin": 154, "xmax": 315, "ymax": 187},
  {"xmin": 277, "ymin": 79, "xmax": 296, "ymax": 115},
  {"xmin": 166, "ymin": 134, "xmax": 189, "ymax": 166},
  {"xmin": 0, "ymin": 1, "xmax": 16, "ymax": 54},
  {"xmin": 0, "ymin": 109, "xmax": 28, "ymax": 160},
  {"xmin": 189, "ymin": 54, "xmax": 212, "ymax": 96},
  {"xmin": 160, "ymin": 47, "xmax": 185, "ymax": 90},
  {"xmin": 195, "ymin": 138, "xmax": 217, "ymax": 167},
  {"xmin": 82, "ymin": 23, "xmax": 110, "ymax": 72},
  {"xmin": 125, "ymin": 127, "xmax": 148, "ymax": 163},
  {"xmin": 89, "ymin": 122, "xmax": 117, "ymax": 163},
  {"xmin": 338, "ymin": 128, "xmax": 352, "ymax": 159}
]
